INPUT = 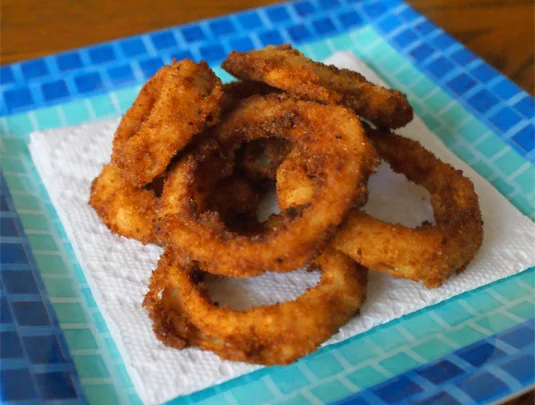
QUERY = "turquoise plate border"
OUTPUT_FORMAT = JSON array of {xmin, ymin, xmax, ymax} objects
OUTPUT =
[{"xmin": 1, "ymin": 1, "xmax": 534, "ymax": 404}]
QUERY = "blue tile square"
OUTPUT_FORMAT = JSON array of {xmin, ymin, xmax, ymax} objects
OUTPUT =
[
  {"xmin": 0, "ymin": 66, "xmax": 15, "ymax": 84},
  {"xmin": 74, "ymin": 72, "xmax": 104, "ymax": 93},
  {"xmin": 21, "ymin": 59, "xmax": 49, "ymax": 79},
  {"xmin": 307, "ymin": 352, "xmax": 344, "ymax": 379},
  {"xmin": 1, "ymin": 217, "xmax": 18, "ymax": 236},
  {"xmin": 417, "ymin": 360, "xmax": 464, "ymax": 384},
  {"xmin": 392, "ymin": 29, "xmax": 418, "ymax": 48},
  {"xmin": 457, "ymin": 372, "xmax": 509, "ymax": 402},
  {"xmin": 498, "ymin": 326, "xmax": 535, "ymax": 349},
  {"xmin": 414, "ymin": 21, "xmax": 436, "ymax": 35},
  {"xmin": 492, "ymin": 79, "xmax": 522, "ymax": 101},
  {"xmin": 1, "ymin": 297, "xmax": 13, "ymax": 323},
  {"xmin": 258, "ymin": 30, "xmax": 285, "ymax": 46},
  {"xmin": 236, "ymin": 11, "xmax": 264, "ymax": 30},
  {"xmin": 338, "ymin": 10, "xmax": 363, "ymax": 28},
  {"xmin": 170, "ymin": 51, "xmax": 194, "ymax": 62},
  {"xmin": 41, "ymin": 79, "xmax": 69, "ymax": 102},
  {"xmin": 199, "ymin": 44, "xmax": 226, "ymax": 62},
  {"xmin": 467, "ymin": 89, "xmax": 500, "ymax": 113},
  {"xmin": 56, "ymin": 52, "xmax": 83, "ymax": 72},
  {"xmin": 266, "ymin": 5, "xmax": 290, "ymax": 23},
  {"xmin": 88, "ymin": 44, "xmax": 116, "ymax": 64},
  {"xmin": 471, "ymin": 63, "xmax": 499, "ymax": 83},
  {"xmin": 181, "ymin": 25, "xmax": 206, "ymax": 42},
  {"xmin": 0, "ymin": 331, "xmax": 24, "ymax": 358},
  {"xmin": 121, "ymin": 38, "xmax": 147, "ymax": 57},
  {"xmin": 0, "ymin": 196, "xmax": 9, "ymax": 211},
  {"xmin": 151, "ymin": 31, "xmax": 177, "ymax": 50},
  {"xmin": 288, "ymin": 24, "xmax": 313, "ymax": 43},
  {"xmin": 269, "ymin": 365, "xmax": 310, "ymax": 394},
  {"xmin": 318, "ymin": 0, "xmax": 341, "ymax": 10},
  {"xmin": 373, "ymin": 375, "xmax": 423, "ymax": 403},
  {"xmin": 2, "ymin": 270, "xmax": 39, "ymax": 295},
  {"xmin": 399, "ymin": 6, "xmax": 419, "ymax": 21},
  {"xmin": 431, "ymin": 33, "xmax": 456, "ymax": 50},
  {"xmin": 209, "ymin": 18, "xmax": 236, "ymax": 37},
  {"xmin": 34, "ymin": 371, "xmax": 77, "ymax": 399},
  {"xmin": 313, "ymin": 17, "xmax": 337, "ymax": 35},
  {"xmin": 489, "ymin": 107, "xmax": 522, "ymax": 132},
  {"xmin": 410, "ymin": 43, "xmax": 434, "ymax": 62},
  {"xmin": 0, "ymin": 369, "xmax": 38, "ymax": 401},
  {"xmin": 451, "ymin": 48, "xmax": 476, "ymax": 65},
  {"xmin": 446, "ymin": 73, "xmax": 477, "ymax": 95},
  {"xmin": 500, "ymin": 355, "xmax": 535, "ymax": 385},
  {"xmin": 363, "ymin": 1, "xmax": 388, "ymax": 17},
  {"xmin": 294, "ymin": 1, "xmax": 316, "ymax": 17},
  {"xmin": 107, "ymin": 64, "xmax": 135, "ymax": 85},
  {"xmin": 139, "ymin": 57, "xmax": 164, "ymax": 79},
  {"xmin": 3, "ymin": 88, "xmax": 34, "ymax": 111},
  {"xmin": 456, "ymin": 341, "xmax": 506, "ymax": 367},
  {"xmin": 12, "ymin": 301, "xmax": 51, "ymax": 326},
  {"xmin": 378, "ymin": 15, "xmax": 402, "ymax": 33},
  {"xmin": 23, "ymin": 335, "xmax": 65, "ymax": 364},
  {"xmin": 230, "ymin": 37, "xmax": 255, "ymax": 52},
  {"xmin": 426, "ymin": 57, "xmax": 455, "ymax": 78},
  {"xmin": 336, "ymin": 395, "xmax": 370, "ymax": 405},
  {"xmin": 1, "ymin": 243, "xmax": 27, "ymax": 264},
  {"xmin": 514, "ymin": 96, "xmax": 535, "ymax": 118},
  {"xmin": 415, "ymin": 392, "xmax": 461, "ymax": 405},
  {"xmin": 512, "ymin": 125, "xmax": 535, "ymax": 153}
]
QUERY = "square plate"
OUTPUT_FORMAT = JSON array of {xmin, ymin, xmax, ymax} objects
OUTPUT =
[{"xmin": 1, "ymin": 1, "xmax": 534, "ymax": 404}]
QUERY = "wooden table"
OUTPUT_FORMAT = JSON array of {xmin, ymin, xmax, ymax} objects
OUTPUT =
[
  {"xmin": 1, "ymin": 0, "xmax": 533, "ymax": 95},
  {"xmin": 0, "ymin": 1, "xmax": 533, "ymax": 404}
]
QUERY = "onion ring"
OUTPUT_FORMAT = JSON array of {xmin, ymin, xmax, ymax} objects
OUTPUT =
[
  {"xmin": 238, "ymin": 138, "xmax": 293, "ymax": 181},
  {"xmin": 157, "ymin": 94, "xmax": 377, "ymax": 277},
  {"xmin": 277, "ymin": 129, "xmax": 484, "ymax": 288},
  {"xmin": 222, "ymin": 44, "xmax": 413, "ymax": 129},
  {"xmin": 112, "ymin": 60, "xmax": 223, "ymax": 187},
  {"xmin": 89, "ymin": 163, "xmax": 159, "ymax": 245},
  {"xmin": 143, "ymin": 246, "xmax": 368, "ymax": 365}
]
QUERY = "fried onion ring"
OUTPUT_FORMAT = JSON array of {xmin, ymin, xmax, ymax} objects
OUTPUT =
[
  {"xmin": 277, "ymin": 129, "xmax": 484, "ymax": 288},
  {"xmin": 89, "ymin": 163, "xmax": 159, "ymax": 245},
  {"xmin": 222, "ymin": 44, "xmax": 413, "ymax": 129},
  {"xmin": 143, "ymin": 246, "xmax": 368, "ymax": 365},
  {"xmin": 157, "ymin": 94, "xmax": 377, "ymax": 277},
  {"xmin": 238, "ymin": 138, "xmax": 293, "ymax": 181},
  {"xmin": 112, "ymin": 60, "xmax": 223, "ymax": 187}
]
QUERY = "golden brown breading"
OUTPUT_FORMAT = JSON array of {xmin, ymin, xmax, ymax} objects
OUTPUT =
[
  {"xmin": 277, "ymin": 128, "xmax": 484, "ymax": 288},
  {"xmin": 143, "ymin": 247, "xmax": 367, "ymax": 365},
  {"xmin": 157, "ymin": 94, "xmax": 377, "ymax": 277},
  {"xmin": 222, "ymin": 44, "xmax": 413, "ymax": 129},
  {"xmin": 89, "ymin": 163, "xmax": 158, "ymax": 245},
  {"xmin": 238, "ymin": 137, "xmax": 293, "ymax": 181},
  {"xmin": 112, "ymin": 60, "xmax": 223, "ymax": 187}
]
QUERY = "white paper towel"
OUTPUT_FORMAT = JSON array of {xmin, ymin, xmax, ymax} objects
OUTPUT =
[{"xmin": 28, "ymin": 52, "xmax": 535, "ymax": 405}]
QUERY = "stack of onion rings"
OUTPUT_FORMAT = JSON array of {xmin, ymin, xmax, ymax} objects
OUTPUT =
[{"xmin": 87, "ymin": 45, "xmax": 484, "ymax": 365}]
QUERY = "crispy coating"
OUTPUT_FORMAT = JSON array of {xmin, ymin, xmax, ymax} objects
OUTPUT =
[
  {"xmin": 143, "ymin": 247, "xmax": 368, "ymax": 365},
  {"xmin": 221, "ymin": 80, "xmax": 280, "ymax": 113},
  {"xmin": 112, "ymin": 60, "xmax": 223, "ymax": 187},
  {"xmin": 238, "ymin": 138, "xmax": 293, "ymax": 181},
  {"xmin": 333, "ymin": 130, "xmax": 484, "ymax": 288},
  {"xmin": 89, "ymin": 163, "xmax": 158, "ymax": 245},
  {"xmin": 278, "ymin": 129, "xmax": 484, "ymax": 288},
  {"xmin": 157, "ymin": 94, "xmax": 377, "ymax": 277},
  {"xmin": 222, "ymin": 44, "xmax": 413, "ymax": 129}
]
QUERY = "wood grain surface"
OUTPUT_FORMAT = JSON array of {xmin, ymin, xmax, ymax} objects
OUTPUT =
[
  {"xmin": 0, "ymin": 1, "xmax": 533, "ymax": 404},
  {"xmin": 1, "ymin": 0, "xmax": 533, "ymax": 95}
]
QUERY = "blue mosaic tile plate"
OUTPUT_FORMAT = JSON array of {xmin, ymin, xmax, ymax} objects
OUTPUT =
[{"xmin": 1, "ymin": 1, "xmax": 534, "ymax": 404}]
